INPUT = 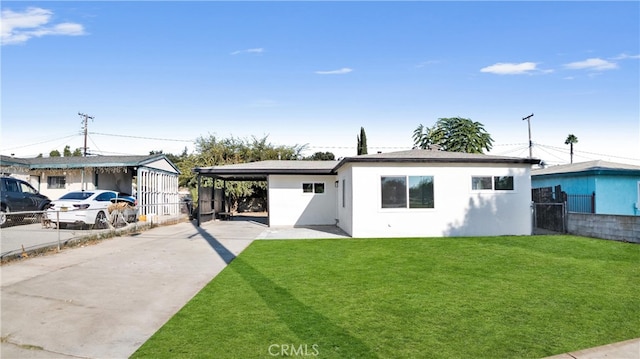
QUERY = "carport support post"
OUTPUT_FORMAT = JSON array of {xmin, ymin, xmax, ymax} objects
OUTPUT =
[{"xmin": 197, "ymin": 174, "xmax": 201, "ymax": 227}]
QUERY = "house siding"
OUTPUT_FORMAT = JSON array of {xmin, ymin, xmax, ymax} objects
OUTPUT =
[
  {"xmin": 343, "ymin": 163, "xmax": 533, "ymax": 238},
  {"xmin": 268, "ymin": 174, "xmax": 338, "ymax": 226}
]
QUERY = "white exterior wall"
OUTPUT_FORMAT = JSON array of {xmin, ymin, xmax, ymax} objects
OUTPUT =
[
  {"xmin": 268, "ymin": 174, "xmax": 338, "ymax": 226},
  {"xmin": 341, "ymin": 162, "xmax": 533, "ymax": 238},
  {"xmin": 336, "ymin": 168, "xmax": 354, "ymax": 236}
]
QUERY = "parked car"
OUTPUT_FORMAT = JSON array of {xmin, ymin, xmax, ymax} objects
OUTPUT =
[
  {"xmin": 1, "ymin": 176, "xmax": 51, "ymax": 227},
  {"xmin": 47, "ymin": 190, "xmax": 121, "ymax": 229}
]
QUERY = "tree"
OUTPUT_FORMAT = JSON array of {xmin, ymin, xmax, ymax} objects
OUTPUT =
[
  {"xmin": 49, "ymin": 150, "xmax": 61, "ymax": 157},
  {"xmin": 72, "ymin": 148, "xmax": 83, "ymax": 156},
  {"xmin": 412, "ymin": 117, "xmax": 494, "ymax": 154},
  {"xmin": 564, "ymin": 134, "xmax": 578, "ymax": 164},
  {"xmin": 305, "ymin": 152, "xmax": 335, "ymax": 160},
  {"xmin": 63, "ymin": 145, "xmax": 72, "ymax": 157},
  {"xmin": 412, "ymin": 124, "xmax": 434, "ymax": 150},
  {"xmin": 357, "ymin": 127, "xmax": 368, "ymax": 155}
]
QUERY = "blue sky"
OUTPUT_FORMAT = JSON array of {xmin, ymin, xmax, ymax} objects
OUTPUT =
[{"xmin": 2, "ymin": 1, "xmax": 639, "ymax": 165}]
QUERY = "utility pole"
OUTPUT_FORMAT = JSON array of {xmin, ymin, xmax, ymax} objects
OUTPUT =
[
  {"xmin": 78, "ymin": 112, "xmax": 94, "ymax": 191},
  {"xmin": 522, "ymin": 113, "xmax": 534, "ymax": 158},
  {"xmin": 78, "ymin": 112, "xmax": 94, "ymax": 157}
]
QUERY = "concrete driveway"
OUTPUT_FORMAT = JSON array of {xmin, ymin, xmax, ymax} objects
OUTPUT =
[{"xmin": 0, "ymin": 219, "xmax": 264, "ymax": 359}]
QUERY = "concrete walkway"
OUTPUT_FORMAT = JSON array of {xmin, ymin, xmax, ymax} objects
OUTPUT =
[
  {"xmin": 0, "ymin": 219, "xmax": 263, "ymax": 359},
  {"xmin": 1, "ymin": 217, "xmax": 637, "ymax": 359},
  {"xmin": 544, "ymin": 338, "xmax": 640, "ymax": 359}
]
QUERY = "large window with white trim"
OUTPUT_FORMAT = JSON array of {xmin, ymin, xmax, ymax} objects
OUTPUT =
[{"xmin": 381, "ymin": 176, "xmax": 434, "ymax": 209}]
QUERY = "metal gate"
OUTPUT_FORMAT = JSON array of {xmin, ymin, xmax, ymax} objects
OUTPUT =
[{"xmin": 533, "ymin": 202, "xmax": 566, "ymax": 233}]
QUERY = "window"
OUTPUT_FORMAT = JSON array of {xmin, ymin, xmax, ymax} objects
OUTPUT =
[
  {"xmin": 302, "ymin": 183, "xmax": 325, "ymax": 194},
  {"xmin": 382, "ymin": 176, "xmax": 434, "ymax": 209},
  {"xmin": 471, "ymin": 176, "xmax": 514, "ymax": 191},
  {"xmin": 381, "ymin": 176, "xmax": 407, "ymax": 208},
  {"xmin": 342, "ymin": 179, "xmax": 346, "ymax": 208},
  {"xmin": 472, "ymin": 176, "xmax": 492, "ymax": 190},
  {"xmin": 494, "ymin": 176, "xmax": 514, "ymax": 190},
  {"xmin": 47, "ymin": 176, "xmax": 66, "ymax": 189},
  {"xmin": 95, "ymin": 192, "xmax": 117, "ymax": 201},
  {"xmin": 409, "ymin": 176, "xmax": 434, "ymax": 208}
]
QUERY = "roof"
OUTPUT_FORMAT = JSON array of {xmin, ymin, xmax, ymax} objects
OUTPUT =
[
  {"xmin": 0, "ymin": 154, "xmax": 180, "ymax": 173},
  {"xmin": 335, "ymin": 149, "xmax": 540, "ymax": 167},
  {"xmin": 194, "ymin": 149, "xmax": 539, "ymax": 179},
  {"xmin": 194, "ymin": 160, "xmax": 339, "ymax": 180},
  {"xmin": 532, "ymin": 160, "xmax": 640, "ymax": 177}
]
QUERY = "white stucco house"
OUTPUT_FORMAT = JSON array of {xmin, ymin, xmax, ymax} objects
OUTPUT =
[{"xmin": 194, "ymin": 149, "xmax": 540, "ymax": 238}]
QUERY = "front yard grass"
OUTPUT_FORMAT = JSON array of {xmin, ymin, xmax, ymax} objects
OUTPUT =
[{"xmin": 132, "ymin": 235, "xmax": 640, "ymax": 358}]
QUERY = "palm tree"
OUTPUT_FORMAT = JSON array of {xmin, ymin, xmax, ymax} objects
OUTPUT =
[
  {"xmin": 564, "ymin": 134, "xmax": 578, "ymax": 163},
  {"xmin": 413, "ymin": 117, "xmax": 494, "ymax": 153}
]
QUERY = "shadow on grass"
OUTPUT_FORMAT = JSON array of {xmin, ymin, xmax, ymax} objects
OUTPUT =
[
  {"xmin": 230, "ymin": 256, "xmax": 376, "ymax": 358},
  {"xmin": 188, "ymin": 221, "xmax": 375, "ymax": 357}
]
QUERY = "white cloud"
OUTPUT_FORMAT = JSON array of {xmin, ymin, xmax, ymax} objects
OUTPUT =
[
  {"xmin": 1, "ymin": 7, "xmax": 86, "ymax": 45},
  {"xmin": 480, "ymin": 62, "xmax": 539, "ymax": 75},
  {"xmin": 612, "ymin": 53, "xmax": 640, "ymax": 60},
  {"xmin": 564, "ymin": 58, "xmax": 618, "ymax": 71},
  {"xmin": 315, "ymin": 67, "xmax": 353, "ymax": 75},
  {"xmin": 231, "ymin": 48, "xmax": 264, "ymax": 55}
]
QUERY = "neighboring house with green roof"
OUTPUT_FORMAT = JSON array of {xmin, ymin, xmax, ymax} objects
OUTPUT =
[
  {"xmin": 195, "ymin": 148, "xmax": 540, "ymax": 238},
  {"xmin": 532, "ymin": 160, "xmax": 640, "ymax": 216},
  {"xmin": 0, "ymin": 154, "xmax": 180, "ymax": 217}
]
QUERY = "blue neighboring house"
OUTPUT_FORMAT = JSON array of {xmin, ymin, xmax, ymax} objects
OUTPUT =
[{"xmin": 531, "ymin": 160, "xmax": 640, "ymax": 216}]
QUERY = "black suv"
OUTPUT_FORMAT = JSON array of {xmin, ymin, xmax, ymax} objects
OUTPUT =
[{"xmin": 1, "ymin": 176, "xmax": 51, "ymax": 227}]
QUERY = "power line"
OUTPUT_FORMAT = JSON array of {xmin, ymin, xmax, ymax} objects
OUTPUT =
[
  {"xmin": 0, "ymin": 133, "xmax": 79, "ymax": 151},
  {"xmin": 89, "ymin": 132, "xmax": 194, "ymax": 142}
]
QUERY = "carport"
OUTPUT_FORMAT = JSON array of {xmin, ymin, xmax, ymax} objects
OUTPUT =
[{"xmin": 193, "ymin": 161, "xmax": 338, "ymax": 227}]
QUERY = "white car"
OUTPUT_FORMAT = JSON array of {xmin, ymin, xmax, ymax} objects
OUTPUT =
[{"xmin": 47, "ymin": 190, "xmax": 120, "ymax": 229}]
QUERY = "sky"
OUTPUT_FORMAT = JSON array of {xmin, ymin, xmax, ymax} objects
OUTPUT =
[{"xmin": 1, "ymin": 1, "xmax": 639, "ymax": 166}]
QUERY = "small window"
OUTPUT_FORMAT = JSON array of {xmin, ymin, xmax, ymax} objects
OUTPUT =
[
  {"xmin": 471, "ymin": 176, "xmax": 514, "ymax": 191},
  {"xmin": 494, "ymin": 176, "xmax": 514, "ymax": 190},
  {"xmin": 472, "ymin": 176, "xmax": 492, "ymax": 190},
  {"xmin": 342, "ymin": 179, "xmax": 346, "ymax": 208},
  {"xmin": 302, "ymin": 183, "xmax": 325, "ymax": 194},
  {"xmin": 47, "ymin": 176, "xmax": 66, "ymax": 189}
]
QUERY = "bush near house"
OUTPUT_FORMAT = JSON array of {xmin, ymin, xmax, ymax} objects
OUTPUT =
[{"xmin": 133, "ymin": 235, "xmax": 640, "ymax": 359}]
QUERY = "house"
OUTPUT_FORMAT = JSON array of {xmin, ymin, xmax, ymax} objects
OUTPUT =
[
  {"xmin": 194, "ymin": 149, "xmax": 540, "ymax": 238},
  {"xmin": 531, "ymin": 160, "xmax": 640, "ymax": 216},
  {"xmin": 0, "ymin": 154, "xmax": 181, "ymax": 217}
]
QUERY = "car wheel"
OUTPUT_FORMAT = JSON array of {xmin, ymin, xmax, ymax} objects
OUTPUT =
[
  {"xmin": 94, "ymin": 211, "xmax": 109, "ymax": 229},
  {"xmin": 0, "ymin": 207, "xmax": 7, "ymax": 228}
]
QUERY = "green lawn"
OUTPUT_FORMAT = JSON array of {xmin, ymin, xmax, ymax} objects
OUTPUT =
[{"xmin": 132, "ymin": 235, "xmax": 640, "ymax": 359}]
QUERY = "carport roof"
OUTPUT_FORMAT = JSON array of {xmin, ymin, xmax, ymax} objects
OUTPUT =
[
  {"xmin": 194, "ymin": 160, "xmax": 339, "ymax": 180},
  {"xmin": 0, "ymin": 154, "xmax": 180, "ymax": 173},
  {"xmin": 194, "ymin": 149, "xmax": 540, "ymax": 180}
]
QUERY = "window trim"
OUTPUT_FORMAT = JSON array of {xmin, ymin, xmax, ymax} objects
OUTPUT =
[
  {"xmin": 380, "ymin": 175, "xmax": 435, "ymax": 210},
  {"xmin": 302, "ymin": 182, "xmax": 326, "ymax": 194},
  {"xmin": 471, "ymin": 175, "xmax": 515, "ymax": 192}
]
